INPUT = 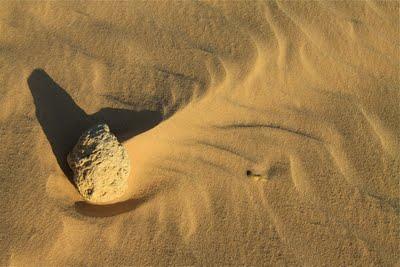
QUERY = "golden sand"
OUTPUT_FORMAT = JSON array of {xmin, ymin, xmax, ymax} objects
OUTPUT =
[{"xmin": 0, "ymin": 1, "xmax": 399, "ymax": 265}]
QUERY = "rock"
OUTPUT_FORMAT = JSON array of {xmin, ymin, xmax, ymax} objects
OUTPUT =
[{"xmin": 67, "ymin": 123, "xmax": 130, "ymax": 203}]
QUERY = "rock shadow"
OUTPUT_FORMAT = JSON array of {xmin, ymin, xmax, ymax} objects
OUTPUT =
[
  {"xmin": 74, "ymin": 198, "xmax": 147, "ymax": 217},
  {"xmin": 28, "ymin": 68, "xmax": 163, "ymax": 185}
]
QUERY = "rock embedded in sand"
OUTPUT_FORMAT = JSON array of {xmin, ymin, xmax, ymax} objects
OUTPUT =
[{"xmin": 67, "ymin": 123, "xmax": 130, "ymax": 203}]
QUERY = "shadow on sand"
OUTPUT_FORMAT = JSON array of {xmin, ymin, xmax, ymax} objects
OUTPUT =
[{"xmin": 28, "ymin": 68, "xmax": 163, "ymax": 216}]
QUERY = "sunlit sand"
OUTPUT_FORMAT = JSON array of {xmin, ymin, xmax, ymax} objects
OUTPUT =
[{"xmin": 1, "ymin": 1, "xmax": 399, "ymax": 265}]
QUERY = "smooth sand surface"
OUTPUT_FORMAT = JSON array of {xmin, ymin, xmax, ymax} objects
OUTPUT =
[{"xmin": 1, "ymin": 1, "xmax": 399, "ymax": 266}]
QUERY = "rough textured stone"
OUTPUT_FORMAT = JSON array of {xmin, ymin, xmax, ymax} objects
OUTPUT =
[{"xmin": 67, "ymin": 124, "xmax": 130, "ymax": 203}]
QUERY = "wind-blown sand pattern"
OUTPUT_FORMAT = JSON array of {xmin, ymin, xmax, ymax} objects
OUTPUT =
[{"xmin": 0, "ymin": 1, "xmax": 399, "ymax": 266}]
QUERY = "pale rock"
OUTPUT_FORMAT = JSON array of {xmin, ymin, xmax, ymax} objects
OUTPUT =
[{"xmin": 67, "ymin": 124, "xmax": 130, "ymax": 203}]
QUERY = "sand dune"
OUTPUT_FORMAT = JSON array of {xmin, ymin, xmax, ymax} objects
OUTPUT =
[{"xmin": 1, "ymin": 1, "xmax": 399, "ymax": 266}]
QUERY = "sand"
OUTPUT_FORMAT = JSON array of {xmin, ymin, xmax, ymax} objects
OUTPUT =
[{"xmin": 0, "ymin": 1, "xmax": 399, "ymax": 266}]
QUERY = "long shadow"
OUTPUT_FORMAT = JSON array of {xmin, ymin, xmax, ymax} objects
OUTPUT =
[{"xmin": 28, "ymin": 68, "xmax": 163, "ymax": 185}]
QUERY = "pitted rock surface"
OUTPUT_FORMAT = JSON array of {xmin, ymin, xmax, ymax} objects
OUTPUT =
[{"xmin": 67, "ymin": 124, "xmax": 130, "ymax": 203}]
